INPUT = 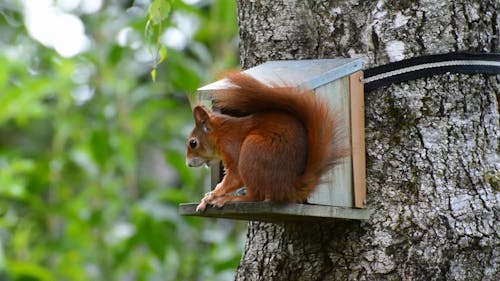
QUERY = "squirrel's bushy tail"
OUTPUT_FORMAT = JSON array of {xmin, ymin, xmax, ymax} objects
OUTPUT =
[{"xmin": 212, "ymin": 72, "xmax": 345, "ymax": 202}]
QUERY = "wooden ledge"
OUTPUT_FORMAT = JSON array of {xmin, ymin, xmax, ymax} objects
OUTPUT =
[{"xmin": 179, "ymin": 202, "xmax": 371, "ymax": 222}]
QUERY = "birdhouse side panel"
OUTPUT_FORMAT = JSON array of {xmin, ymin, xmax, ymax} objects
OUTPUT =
[{"xmin": 307, "ymin": 77, "xmax": 353, "ymax": 207}]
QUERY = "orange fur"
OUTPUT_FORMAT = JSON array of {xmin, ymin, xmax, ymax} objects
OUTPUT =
[{"xmin": 186, "ymin": 72, "xmax": 345, "ymax": 211}]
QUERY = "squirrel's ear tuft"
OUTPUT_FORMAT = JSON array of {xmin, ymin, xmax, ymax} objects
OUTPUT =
[
  {"xmin": 193, "ymin": 106, "xmax": 211, "ymax": 132},
  {"xmin": 193, "ymin": 106, "xmax": 208, "ymax": 122}
]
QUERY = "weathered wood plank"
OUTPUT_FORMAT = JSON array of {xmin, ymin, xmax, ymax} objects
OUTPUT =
[
  {"xmin": 179, "ymin": 202, "xmax": 371, "ymax": 222},
  {"xmin": 349, "ymin": 71, "xmax": 367, "ymax": 208}
]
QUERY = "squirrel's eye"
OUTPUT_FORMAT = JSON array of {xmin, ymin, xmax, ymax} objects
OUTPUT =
[{"xmin": 189, "ymin": 139, "xmax": 198, "ymax": 149}]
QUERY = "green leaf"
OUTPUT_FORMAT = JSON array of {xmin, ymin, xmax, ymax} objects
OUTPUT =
[
  {"xmin": 151, "ymin": 68, "xmax": 157, "ymax": 82},
  {"xmin": 148, "ymin": 0, "xmax": 171, "ymax": 25},
  {"xmin": 159, "ymin": 46, "xmax": 168, "ymax": 64},
  {"xmin": 151, "ymin": 46, "xmax": 167, "ymax": 82},
  {"xmin": 90, "ymin": 130, "xmax": 111, "ymax": 168},
  {"xmin": 7, "ymin": 260, "xmax": 55, "ymax": 281}
]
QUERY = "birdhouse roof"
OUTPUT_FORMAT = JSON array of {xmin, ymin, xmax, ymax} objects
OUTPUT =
[{"xmin": 198, "ymin": 58, "xmax": 364, "ymax": 93}]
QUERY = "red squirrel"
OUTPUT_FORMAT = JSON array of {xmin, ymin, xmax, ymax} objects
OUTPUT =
[{"xmin": 186, "ymin": 72, "xmax": 344, "ymax": 211}]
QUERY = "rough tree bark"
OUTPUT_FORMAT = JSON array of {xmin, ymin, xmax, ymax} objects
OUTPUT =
[{"xmin": 234, "ymin": 0, "xmax": 499, "ymax": 280}]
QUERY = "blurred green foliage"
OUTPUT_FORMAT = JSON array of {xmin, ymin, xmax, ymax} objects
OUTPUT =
[{"xmin": 0, "ymin": 0, "xmax": 243, "ymax": 280}]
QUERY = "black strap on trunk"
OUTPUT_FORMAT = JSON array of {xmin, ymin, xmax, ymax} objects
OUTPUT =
[{"xmin": 363, "ymin": 52, "xmax": 500, "ymax": 92}]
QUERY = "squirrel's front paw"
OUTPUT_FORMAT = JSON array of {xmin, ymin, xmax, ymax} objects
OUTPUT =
[
  {"xmin": 196, "ymin": 192, "xmax": 216, "ymax": 212},
  {"xmin": 205, "ymin": 191, "xmax": 216, "ymax": 200},
  {"xmin": 196, "ymin": 199, "xmax": 208, "ymax": 212},
  {"xmin": 212, "ymin": 197, "xmax": 228, "ymax": 209}
]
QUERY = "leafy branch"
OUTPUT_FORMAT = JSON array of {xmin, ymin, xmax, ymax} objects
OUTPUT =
[{"xmin": 146, "ymin": 0, "xmax": 172, "ymax": 81}]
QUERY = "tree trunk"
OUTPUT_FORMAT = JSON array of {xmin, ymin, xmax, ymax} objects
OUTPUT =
[{"xmin": 235, "ymin": 0, "xmax": 499, "ymax": 280}]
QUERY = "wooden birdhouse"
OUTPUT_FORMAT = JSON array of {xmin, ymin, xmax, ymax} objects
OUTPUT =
[{"xmin": 180, "ymin": 58, "xmax": 370, "ymax": 222}]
